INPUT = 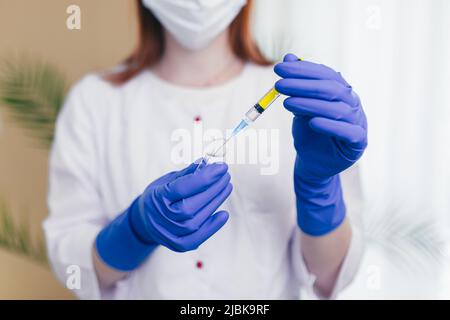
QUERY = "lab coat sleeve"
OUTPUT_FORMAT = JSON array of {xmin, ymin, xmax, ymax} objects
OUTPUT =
[
  {"xmin": 290, "ymin": 165, "xmax": 365, "ymax": 300},
  {"xmin": 43, "ymin": 75, "xmax": 118, "ymax": 299}
]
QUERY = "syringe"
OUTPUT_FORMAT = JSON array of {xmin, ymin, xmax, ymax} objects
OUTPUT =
[
  {"xmin": 231, "ymin": 87, "xmax": 281, "ymax": 137},
  {"xmin": 231, "ymin": 57, "xmax": 302, "ymax": 137},
  {"xmin": 196, "ymin": 58, "xmax": 303, "ymax": 169},
  {"xmin": 196, "ymin": 87, "xmax": 282, "ymax": 170}
]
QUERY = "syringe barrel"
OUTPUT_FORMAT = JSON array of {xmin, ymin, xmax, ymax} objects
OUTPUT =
[
  {"xmin": 258, "ymin": 88, "xmax": 280, "ymax": 111},
  {"xmin": 245, "ymin": 107, "xmax": 261, "ymax": 122},
  {"xmin": 245, "ymin": 87, "xmax": 281, "ymax": 122}
]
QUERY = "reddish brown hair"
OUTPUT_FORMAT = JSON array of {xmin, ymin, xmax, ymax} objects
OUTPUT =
[{"xmin": 107, "ymin": 0, "xmax": 271, "ymax": 85}]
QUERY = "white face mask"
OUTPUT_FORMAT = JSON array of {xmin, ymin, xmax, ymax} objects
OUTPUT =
[{"xmin": 142, "ymin": 0, "xmax": 247, "ymax": 50}]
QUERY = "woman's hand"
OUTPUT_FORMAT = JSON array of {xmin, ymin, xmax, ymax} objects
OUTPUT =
[
  {"xmin": 132, "ymin": 162, "xmax": 232, "ymax": 252},
  {"xmin": 275, "ymin": 54, "xmax": 366, "ymax": 295},
  {"xmin": 274, "ymin": 54, "xmax": 367, "ymax": 236},
  {"xmin": 95, "ymin": 162, "xmax": 232, "ymax": 273},
  {"xmin": 275, "ymin": 54, "xmax": 367, "ymax": 180}
]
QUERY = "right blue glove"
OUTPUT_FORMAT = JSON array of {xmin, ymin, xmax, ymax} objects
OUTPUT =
[
  {"xmin": 96, "ymin": 162, "xmax": 232, "ymax": 271},
  {"xmin": 275, "ymin": 54, "xmax": 368, "ymax": 236}
]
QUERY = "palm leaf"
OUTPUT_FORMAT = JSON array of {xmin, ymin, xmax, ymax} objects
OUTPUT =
[
  {"xmin": 0, "ymin": 56, "xmax": 67, "ymax": 147},
  {"xmin": 365, "ymin": 204, "xmax": 445, "ymax": 274},
  {"xmin": 0, "ymin": 200, "xmax": 47, "ymax": 265}
]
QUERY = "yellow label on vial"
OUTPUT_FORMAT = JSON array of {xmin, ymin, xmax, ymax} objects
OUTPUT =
[{"xmin": 258, "ymin": 88, "xmax": 280, "ymax": 110}]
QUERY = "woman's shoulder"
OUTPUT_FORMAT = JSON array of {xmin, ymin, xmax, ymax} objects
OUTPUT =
[
  {"xmin": 72, "ymin": 71, "xmax": 133, "ymax": 95},
  {"xmin": 71, "ymin": 66, "xmax": 147, "ymax": 95},
  {"xmin": 64, "ymin": 67, "xmax": 151, "ymax": 112},
  {"xmin": 67, "ymin": 72, "xmax": 117, "ymax": 104}
]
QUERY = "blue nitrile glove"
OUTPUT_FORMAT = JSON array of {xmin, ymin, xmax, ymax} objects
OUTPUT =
[
  {"xmin": 275, "ymin": 54, "xmax": 367, "ymax": 236},
  {"xmin": 96, "ymin": 162, "xmax": 232, "ymax": 271}
]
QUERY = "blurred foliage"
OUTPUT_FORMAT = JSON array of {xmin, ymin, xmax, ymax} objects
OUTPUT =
[
  {"xmin": 366, "ymin": 206, "xmax": 446, "ymax": 274},
  {"xmin": 0, "ymin": 56, "xmax": 66, "ymax": 265},
  {"xmin": 0, "ymin": 56, "xmax": 67, "ymax": 147},
  {"xmin": 0, "ymin": 201, "xmax": 47, "ymax": 265}
]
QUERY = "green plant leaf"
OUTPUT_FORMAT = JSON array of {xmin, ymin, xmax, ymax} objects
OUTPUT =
[
  {"xmin": 0, "ymin": 56, "xmax": 67, "ymax": 147},
  {"xmin": 0, "ymin": 201, "xmax": 47, "ymax": 265}
]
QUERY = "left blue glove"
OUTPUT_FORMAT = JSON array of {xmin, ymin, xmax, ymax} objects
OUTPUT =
[
  {"xmin": 275, "ymin": 54, "xmax": 368, "ymax": 236},
  {"xmin": 96, "ymin": 162, "xmax": 232, "ymax": 271}
]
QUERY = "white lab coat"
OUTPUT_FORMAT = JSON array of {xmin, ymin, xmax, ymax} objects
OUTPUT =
[{"xmin": 43, "ymin": 63, "xmax": 364, "ymax": 300}]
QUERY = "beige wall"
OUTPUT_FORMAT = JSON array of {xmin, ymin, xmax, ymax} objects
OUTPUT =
[{"xmin": 0, "ymin": 0, "xmax": 137, "ymax": 299}]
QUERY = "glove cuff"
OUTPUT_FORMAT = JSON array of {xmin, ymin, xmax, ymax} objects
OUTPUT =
[
  {"xmin": 294, "ymin": 170, "xmax": 346, "ymax": 237},
  {"xmin": 95, "ymin": 197, "xmax": 157, "ymax": 272}
]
